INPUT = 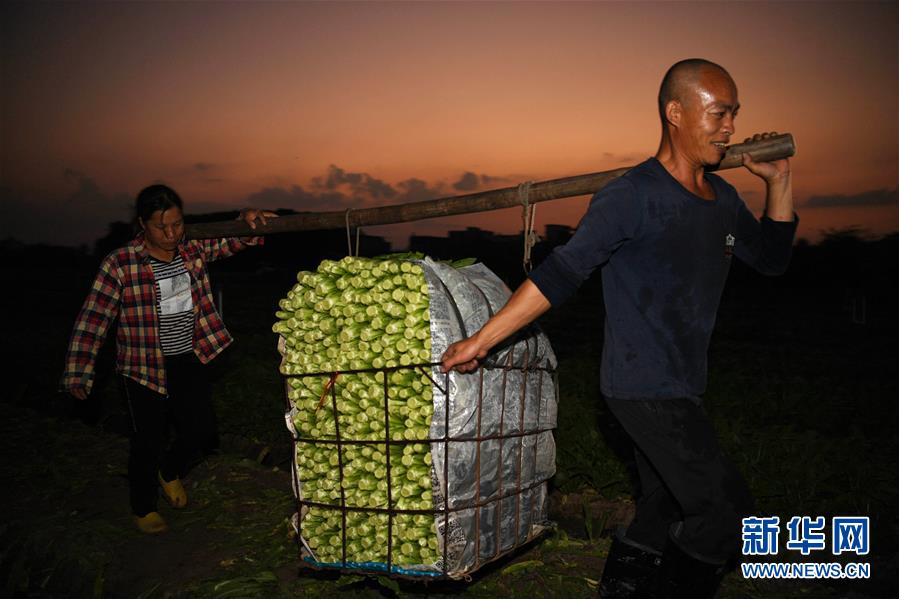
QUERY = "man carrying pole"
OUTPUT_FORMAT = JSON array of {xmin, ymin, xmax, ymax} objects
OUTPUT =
[{"xmin": 440, "ymin": 58, "xmax": 797, "ymax": 597}]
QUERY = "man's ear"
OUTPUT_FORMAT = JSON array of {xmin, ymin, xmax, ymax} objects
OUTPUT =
[{"xmin": 665, "ymin": 100, "xmax": 682, "ymax": 128}]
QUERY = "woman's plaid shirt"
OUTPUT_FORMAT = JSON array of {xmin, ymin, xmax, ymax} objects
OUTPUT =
[{"xmin": 61, "ymin": 234, "xmax": 262, "ymax": 396}]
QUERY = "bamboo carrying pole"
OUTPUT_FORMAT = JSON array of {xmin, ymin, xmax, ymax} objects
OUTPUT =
[{"xmin": 186, "ymin": 133, "xmax": 795, "ymax": 239}]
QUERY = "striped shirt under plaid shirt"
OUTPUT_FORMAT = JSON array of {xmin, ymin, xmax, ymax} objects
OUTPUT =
[
  {"xmin": 148, "ymin": 254, "xmax": 194, "ymax": 356},
  {"xmin": 61, "ymin": 234, "xmax": 262, "ymax": 396}
]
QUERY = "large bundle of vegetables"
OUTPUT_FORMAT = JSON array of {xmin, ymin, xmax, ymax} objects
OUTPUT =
[
  {"xmin": 274, "ymin": 257, "xmax": 432, "ymax": 375},
  {"xmin": 276, "ymin": 255, "xmax": 559, "ymax": 578},
  {"xmin": 274, "ymin": 256, "xmax": 440, "ymax": 567}
]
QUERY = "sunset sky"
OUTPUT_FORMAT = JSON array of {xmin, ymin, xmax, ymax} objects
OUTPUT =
[{"xmin": 2, "ymin": 1, "xmax": 897, "ymax": 249}]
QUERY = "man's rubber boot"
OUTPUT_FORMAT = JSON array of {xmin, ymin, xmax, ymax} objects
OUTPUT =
[
  {"xmin": 158, "ymin": 471, "xmax": 188, "ymax": 508},
  {"xmin": 134, "ymin": 511, "xmax": 169, "ymax": 534},
  {"xmin": 657, "ymin": 538, "xmax": 727, "ymax": 599},
  {"xmin": 598, "ymin": 534, "xmax": 663, "ymax": 598}
]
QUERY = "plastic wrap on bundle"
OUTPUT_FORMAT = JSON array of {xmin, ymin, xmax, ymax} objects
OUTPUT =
[
  {"xmin": 419, "ymin": 258, "xmax": 558, "ymax": 577},
  {"xmin": 282, "ymin": 257, "xmax": 557, "ymax": 578}
]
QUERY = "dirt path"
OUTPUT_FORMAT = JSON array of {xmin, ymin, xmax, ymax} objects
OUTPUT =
[{"xmin": 0, "ymin": 401, "xmax": 297, "ymax": 597}]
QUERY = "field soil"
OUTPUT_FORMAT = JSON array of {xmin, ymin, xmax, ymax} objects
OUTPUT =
[{"xmin": 2, "ymin": 401, "xmax": 888, "ymax": 599}]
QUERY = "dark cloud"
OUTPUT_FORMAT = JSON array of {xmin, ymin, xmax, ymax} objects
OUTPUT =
[
  {"xmin": 244, "ymin": 164, "xmax": 441, "ymax": 215},
  {"xmin": 62, "ymin": 169, "xmax": 105, "ymax": 205},
  {"xmin": 1, "ymin": 170, "xmax": 131, "ymax": 246},
  {"xmin": 313, "ymin": 164, "xmax": 397, "ymax": 201},
  {"xmin": 246, "ymin": 163, "xmax": 432, "ymax": 212},
  {"xmin": 395, "ymin": 178, "xmax": 445, "ymax": 203},
  {"xmin": 452, "ymin": 172, "xmax": 480, "ymax": 191},
  {"xmin": 452, "ymin": 171, "xmax": 510, "ymax": 191},
  {"xmin": 804, "ymin": 188, "xmax": 898, "ymax": 208},
  {"xmin": 245, "ymin": 184, "xmax": 365, "ymax": 213},
  {"xmin": 3, "ymin": 163, "xmax": 504, "ymax": 248}
]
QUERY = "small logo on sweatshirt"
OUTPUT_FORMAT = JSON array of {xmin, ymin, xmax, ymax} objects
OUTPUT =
[{"xmin": 725, "ymin": 234, "xmax": 735, "ymax": 257}]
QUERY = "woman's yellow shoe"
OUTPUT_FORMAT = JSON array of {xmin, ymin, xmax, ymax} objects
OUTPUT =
[
  {"xmin": 158, "ymin": 472, "xmax": 188, "ymax": 508},
  {"xmin": 134, "ymin": 511, "xmax": 169, "ymax": 534}
]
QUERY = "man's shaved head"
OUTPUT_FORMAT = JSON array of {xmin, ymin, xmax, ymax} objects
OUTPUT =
[{"xmin": 658, "ymin": 59, "xmax": 733, "ymax": 123}]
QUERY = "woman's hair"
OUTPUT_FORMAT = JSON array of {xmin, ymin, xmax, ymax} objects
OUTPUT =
[{"xmin": 135, "ymin": 184, "xmax": 183, "ymax": 222}]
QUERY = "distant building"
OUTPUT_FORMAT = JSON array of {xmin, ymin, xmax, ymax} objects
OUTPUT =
[{"xmin": 410, "ymin": 227, "xmax": 519, "ymax": 260}]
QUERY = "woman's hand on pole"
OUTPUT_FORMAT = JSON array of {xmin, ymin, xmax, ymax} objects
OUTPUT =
[{"xmin": 238, "ymin": 208, "xmax": 279, "ymax": 230}]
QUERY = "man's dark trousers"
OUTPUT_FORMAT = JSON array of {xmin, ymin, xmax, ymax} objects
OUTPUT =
[{"xmin": 605, "ymin": 396, "xmax": 754, "ymax": 564}]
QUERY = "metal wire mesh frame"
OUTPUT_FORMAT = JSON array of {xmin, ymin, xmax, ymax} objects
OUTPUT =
[{"xmin": 284, "ymin": 355, "xmax": 558, "ymax": 581}]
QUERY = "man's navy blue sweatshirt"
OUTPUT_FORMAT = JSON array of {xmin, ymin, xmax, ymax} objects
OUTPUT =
[{"xmin": 529, "ymin": 157, "xmax": 797, "ymax": 400}]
